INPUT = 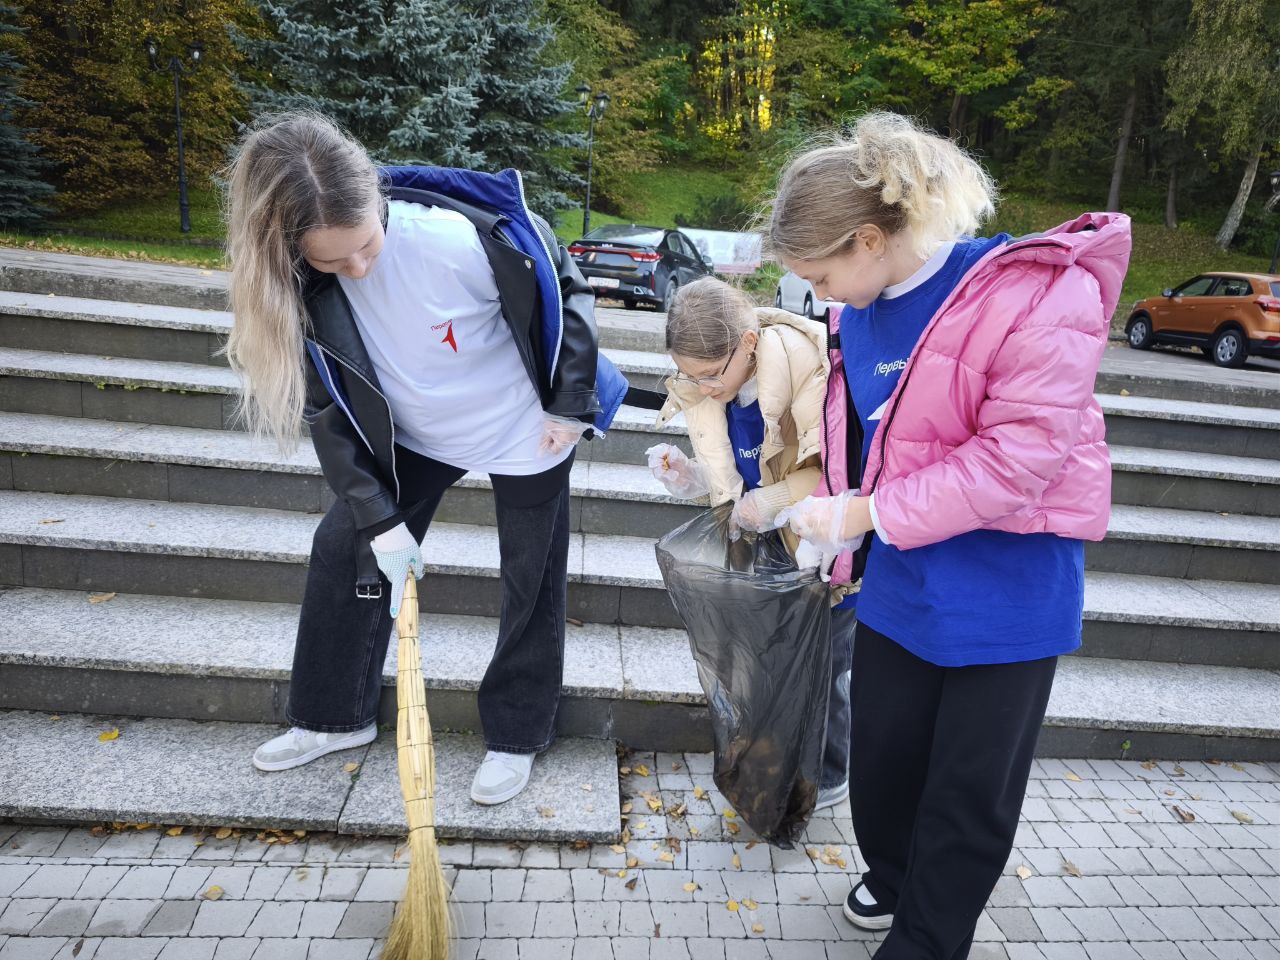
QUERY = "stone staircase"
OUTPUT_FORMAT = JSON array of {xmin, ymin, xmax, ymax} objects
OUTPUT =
[{"xmin": 1, "ymin": 250, "xmax": 1278, "ymax": 844}]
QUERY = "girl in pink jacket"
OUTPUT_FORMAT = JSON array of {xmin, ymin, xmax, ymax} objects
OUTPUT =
[{"xmin": 768, "ymin": 112, "xmax": 1131, "ymax": 958}]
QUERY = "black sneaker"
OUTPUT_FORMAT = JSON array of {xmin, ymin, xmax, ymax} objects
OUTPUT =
[{"xmin": 842, "ymin": 881, "xmax": 894, "ymax": 930}]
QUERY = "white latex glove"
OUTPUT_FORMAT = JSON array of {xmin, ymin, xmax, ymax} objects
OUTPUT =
[
  {"xmin": 728, "ymin": 488, "xmax": 777, "ymax": 541},
  {"xmin": 370, "ymin": 522, "xmax": 423, "ymax": 617},
  {"xmin": 645, "ymin": 443, "xmax": 710, "ymax": 499},
  {"xmin": 793, "ymin": 538, "xmax": 836, "ymax": 583},
  {"xmin": 775, "ymin": 491, "xmax": 866, "ymax": 556},
  {"xmin": 541, "ymin": 415, "xmax": 591, "ymax": 455}
]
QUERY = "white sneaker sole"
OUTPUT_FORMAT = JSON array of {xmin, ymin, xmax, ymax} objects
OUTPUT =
[
  {"xmin": 470, "ymin": 773, "xmax": 531, "ymax": 806},
  {"xmin": 252, "ymin": 724, "xmax": 378, "ymax": 772},
  {"xmin": 842, "ymin": 900, "xmax": 893, "ymax": 931},
  {"xmin": 815, "ymin": 782, "xmax": 850, "ymax": 811}
]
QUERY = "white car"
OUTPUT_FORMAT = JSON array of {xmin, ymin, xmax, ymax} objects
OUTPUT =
[{"xmin": 775, "ymin": 271, "xmax": 839, "ymax": 320}]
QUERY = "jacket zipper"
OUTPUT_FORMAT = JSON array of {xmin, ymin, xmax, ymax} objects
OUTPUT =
[
  {"xmin": 316, "ymin": 342, "xmax": 401, "ymax": 504},
  {"xmin": 513, "ymin": 170, "xmax": 564, "ymax": 375}
]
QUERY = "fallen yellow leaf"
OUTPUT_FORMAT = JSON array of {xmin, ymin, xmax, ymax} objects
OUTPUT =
[
  {"xmin": 537, "ymin": 806, "xmax": 555, "ymax": 818},
  {"xmin": 693, "ymin": 786, "xmax": 708, "ymax": 800},
  {"xmin": 214, "ymin": 827, "xmax": 232, "ymax": 840},
  {"xmin": 88, "ymin": 592, "xmax": 116, "ymax": 604},
  {"xmin": 752, "ymin": 923, "xmax": 765, "ymax": 933},
  {"xmin": 726, "ymin": 823, "xmax": 740, "ymax": 835},
  {"xmin": 582, "ymin": 784, "xmax": 594, "ymax": 792},
  {"xmin": 723, "ymin": 810, "xmax": 737, "ymax": 819},
  {"xmin": 98, "ymin": 728, "xmax": 119, "ymax": 742},
  {"xmin": 1231, "ymin": 810, "xmax": 1254, "ymax": 824},
  {"xmin": 610, "ymin": 844, "xmax": 626, "ymax": 854},
  {"xmin": 38, "ymin": 518, "xmax": 65, "ymax": 524},
  {"xmin": 621, "ymin": 802, "xmax": 633, "ymax": 815},
  {"xmin": 805, "ymin": 847, "xmax": 819, "ymax": 860},
  {"xmin": 657, "ymin": 852, "xmax": 674, "ymax": 863},
  {"xmin": 683, "ymin": 882, "xmax": 699, "ymax": 892},
  {"xmin": 1016, "ymin": 865, "xmax": 1032, "ymax": 880},
  {"xmin": 743, "ymin": 898, "xmax": 758, "ymax": 910},
  {"xmin": 626, "ymin": 857, "xmax": 638, "ymax": 868},
  {"xmin": 726, "ymin": 900, "xmax": 740, "ymax": 912},
  {"xmin": 616, "ymin": 870, "xmax": 626, "ymax": 878},
  {"xmin": 635, "ymin": 764, "xmax": 650, "ymax": 777},
  {"xmin": 731, "ymin": 853, "xmax": 741, "ymax": 870},
  {"xmin": 1065, "ymin": 772, "xmax": 1082, "ymax": 782},
  {"xmin": 647, "ymin": 797, "xmax": 663, "ymax": 813},
  {"xmin": 689, "ymin": 827, "xmax": 700, "ymax": 836},
  {"xmin": 343, "ymin": 762, "xmax": 359, "ymax": 773},
  {"xmin": 203, "ymin": 885, "xmax": 225, "ymax": 900},
  {"xmin": 1063, "ymin": 860, "xmax": 1082, "ymax": 878},
  {"xmin": 166, "ymin": 827, "xmax": 184, "ymax": 837}
]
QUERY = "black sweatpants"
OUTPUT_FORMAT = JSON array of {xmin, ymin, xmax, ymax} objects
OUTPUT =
[{"xmin": 851, "ymin": 621, "xmax": 1057, "ymax": 960}]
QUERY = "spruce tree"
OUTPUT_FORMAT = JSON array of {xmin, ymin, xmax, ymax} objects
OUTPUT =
[
  {"xmin": 469, "ymin": 0, "xmax": 582, "ymax": 212},
  {"xmin": 0, "ymin": 2, "xmax": 55, "ymax": 229},
  {"xmin": 241, "ymin": 0, "xmax": 581, "ymax": 213}
]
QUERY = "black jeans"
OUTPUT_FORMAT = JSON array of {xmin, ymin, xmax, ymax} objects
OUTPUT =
[
  {"xmin": 821, "ymin": 607, "xmax": 856, "ymax": 790},
  {"xmin": 287, "ymin": 444, "xmax": 574, "ymax": 754},
  {"xmin": 851, "ymin": 621, "xmax": 1057, "ymax": 960}
]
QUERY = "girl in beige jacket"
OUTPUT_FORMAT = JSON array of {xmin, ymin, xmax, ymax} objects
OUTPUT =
[{"xmin": 645, "ymin": 276, "xmax": 854, "ymax": 811}]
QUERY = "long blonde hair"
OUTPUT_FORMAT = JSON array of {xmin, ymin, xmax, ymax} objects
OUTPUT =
[
  {"xmin": 666, "ymin": 276, "xmax": 758, "ymax": 361},
  {"xmin": 222, "ymin": 111, "xmax": 386, "ymax": 451},
  {"xmin": 766, "ymin": 111, "xmax": 997, "ymax": 263}
]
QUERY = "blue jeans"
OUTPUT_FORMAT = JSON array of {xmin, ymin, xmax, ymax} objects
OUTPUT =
[
  {"xmin": 822, "ymin": 607, "xmax": 856, "ymax": 790},
  {"xmin": 286, "ymin": 444, "xmax": 573, "ymax": 754}
]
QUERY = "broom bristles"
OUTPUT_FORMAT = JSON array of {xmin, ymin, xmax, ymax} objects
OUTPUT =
[{"xmin": 380, "ymin": 574, "xmax": 453, "ymax": 960}]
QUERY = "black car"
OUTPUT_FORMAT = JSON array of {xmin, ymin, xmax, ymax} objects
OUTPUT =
[{"xmin": 569, "ymin": 224, "xmax": 714, "ymax": 311}]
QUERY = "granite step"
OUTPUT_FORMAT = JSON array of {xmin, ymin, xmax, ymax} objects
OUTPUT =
[
  {"xmin": 5, "ymin": 413, "xmax": 1279, "ymax": 533},
  {"xmin": 2, "ymin": 489, "xmax": 1279, "ymax": 656},
  {"xmin": 1109, "ymin": 445, "xmax": 1280, "ymax": 517},
  {"xmin": 0, "ymin": 412, "xmax": 698, "ymax": 538},
  {"xmin": 0, "ymin": 709, "xmax": 622, "ymax": 841},
  {"xmin": 8, "ymin": 347, "xmax": 1280, "ymax": 469},
  {"xmin": 0, "ymin": 571, "xmax": 1277, "ymax": 740},
  {"xmin": 0, "ymin": 588, "xmax": 1275, "ymax": 761},
  {"xmin": 0, "ymin": 587, "xmax": 705, "ymax": 750},
  {"xmin": 0, "ymin": 289, "xmax": 663, "ymax": 366},
  {"xmin": 1099, "ymin": 393, "xmax": 1280, "ymax": 460}
]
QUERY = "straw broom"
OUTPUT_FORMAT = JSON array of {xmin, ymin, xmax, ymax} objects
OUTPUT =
[{"xmin": 381, "ymin": 572, "xmax": 452, "ymax": 960}]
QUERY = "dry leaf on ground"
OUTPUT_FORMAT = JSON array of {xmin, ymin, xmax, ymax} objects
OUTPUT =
[
  {"xmin": 1230, "ymin": 810, "xmax": 1254, "ymax": 824},
  {"xmin": 726, "ymin": 900, "xmax": 740, "ymax": 912},
  {"xmin": 88, "ymin": 593, "xmax": 116, "ymax": 604},
  {"xmin": 1015, "ymin": 865, "xmax": 1032, "ymax": 880},
  {"xmin": 202, "ymin": 885, "xmax": 225, "ymax": 900},
  {"xmin": 98, "ymin": 728, "xmax": 120, "ymax": 742},
  {"xmin": 1062, "ymin": 860, "xmax": 1082, "ymax": 877}
]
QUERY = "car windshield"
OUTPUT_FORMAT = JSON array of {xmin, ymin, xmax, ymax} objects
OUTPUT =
[
  {"xmin": 1272, "ymin": 282, "xmax": 1280, "ymax": 298},
  {"xmin": 582, "ymin": 225, "xmax": 665, "ymax": 246}
]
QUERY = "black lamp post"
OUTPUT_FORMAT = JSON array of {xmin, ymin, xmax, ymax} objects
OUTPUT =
[
  {"xmin": 145, "ymin": 37, "xmax": 204, "ymax": 234},
  {"xmin": 575, "ymin": 84, "xmax": 610, "ymax": 237},
  {"xmin": 1267, "ymin": 169, "xmax": 1280, "ymax": 275}
]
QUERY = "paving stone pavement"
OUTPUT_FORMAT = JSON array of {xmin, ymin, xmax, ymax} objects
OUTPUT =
[{"xmin": 0, "ymin": 754, "xmax": 1277, "ymax": 959}]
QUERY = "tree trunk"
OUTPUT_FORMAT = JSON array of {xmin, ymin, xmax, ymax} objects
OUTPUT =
[
  {"xmin": 948, "ymin": 92, "xmax": 969, "ymax": 140},
  {"xmin": 1165, "ymin": 160, "xmax": 1179, "ymax": 230},
  {"xmin": 1216, "ymin": 139, "xmax": 1265, "ymax": 252},
  {"xmin": 1106, "ymin": 84, "xmax": 1138, "ymax": 211}
]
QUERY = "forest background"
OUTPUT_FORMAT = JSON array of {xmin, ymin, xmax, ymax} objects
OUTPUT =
[{"xmin": 2, "ymin": 0, "xmax": 1278, "ymax": 312}]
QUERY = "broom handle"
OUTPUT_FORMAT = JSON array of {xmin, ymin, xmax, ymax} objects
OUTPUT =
[{"xmin": 396, "ymin": 573, "xmax": 430, "ymax": 796}]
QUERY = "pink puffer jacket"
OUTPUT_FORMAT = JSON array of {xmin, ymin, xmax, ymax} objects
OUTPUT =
[{"xmin": 820, "ymin": 212, "xmax": 1131, "ymax": 586}]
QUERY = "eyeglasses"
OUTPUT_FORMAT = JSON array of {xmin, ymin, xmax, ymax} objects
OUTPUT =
[{"xmin": 672, "ymin": 344, "xmax": 737, "ymax": 389}]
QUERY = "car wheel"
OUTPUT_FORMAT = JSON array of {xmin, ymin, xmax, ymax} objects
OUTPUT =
[
  {"xmin": 662, "ymin": 280, "xmax": 678, "ymax": 313},
  {"xmin": 1211, "ymin": 328, "xmax": 1248, "ymax": 368},
  {"xmin": 1126, "ymin": 314, "xmax": 1155, "ymax": 350}
]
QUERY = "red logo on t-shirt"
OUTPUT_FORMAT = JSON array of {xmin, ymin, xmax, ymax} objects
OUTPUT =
[{"xmin": 441, "ymin": 320, "xmax": 458, "ymax": 353}]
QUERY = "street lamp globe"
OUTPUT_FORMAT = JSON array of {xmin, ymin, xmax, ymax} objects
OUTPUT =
[
  {"xmin": 189, "ymin": 41, "xmax": 204, "ymax": 66},
  {"xmin": 576, "ymin": 83, "xmax": 591, "ymax": 107},
  {"xmin": 594, "ymin": 92, "xmax": 611, "ymax": 117},
  {"xmin": 144, "ymin": 36, "xmax": 159, "ymax": 66}
]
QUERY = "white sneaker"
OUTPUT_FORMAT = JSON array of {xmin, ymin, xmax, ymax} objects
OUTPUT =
[
  {"xmin": 815, "ymin": 779, "xmax": 850, "ymax": 811},
  {"xmin": 252, "ymin": 723, "xmax": 377, "ymax": 772},
  {"xmin": 470, "ymin": 751, "xmax": 535, "ymax": 805}
]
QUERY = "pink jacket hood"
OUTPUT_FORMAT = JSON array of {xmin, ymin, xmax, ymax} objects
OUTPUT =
[{"xmin": 821, "ymin": 212, "xmax": 1131, "ymax": 582}]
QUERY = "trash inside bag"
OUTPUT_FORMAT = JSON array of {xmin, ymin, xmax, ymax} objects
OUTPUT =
[{"xmin": 655, "ymin": 504, "xmax": 831, "ymax": 847}]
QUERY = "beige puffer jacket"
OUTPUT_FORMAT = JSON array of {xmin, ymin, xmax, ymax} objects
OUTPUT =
[{"xmin": 656, "ymin": 307, "xmax": 829, "ymax": 547}]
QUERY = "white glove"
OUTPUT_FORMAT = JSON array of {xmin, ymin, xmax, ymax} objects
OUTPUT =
[
  {"xmin": 776, "ymin": 491, "xmax": 866, "ymax": 556},
  {"xmin": 793, "ymin": 538, "xmax": 836, "ymax": 583},
  {"xmin": 728, "ymin": 488, "xmax": 777, "ymax": 541},
  {"xmin": 645, "ymin": 443, "xmax": 710, "ymax": 499},
  {"xmin": 370, "ymin": 522, "xmax": 423, "ymax": 617},
  {"xmin": 541, "ymin": 415, "xmax": 591, "ymax": 455}
]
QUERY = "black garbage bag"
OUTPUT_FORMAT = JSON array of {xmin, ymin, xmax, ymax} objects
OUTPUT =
[{"xmin": 655, "ymin": 503, "xmax": 831, "ymax": 847}]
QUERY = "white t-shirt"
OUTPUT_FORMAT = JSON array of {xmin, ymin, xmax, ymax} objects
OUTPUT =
[{"xmin": 338, "ymin": 201, "xmax": 571, "ymax": 476}]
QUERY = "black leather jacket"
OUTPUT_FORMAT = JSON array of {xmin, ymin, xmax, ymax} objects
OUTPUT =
[{"xmin": 300, "ymin": 185, "xmax": 601, "ymax": 596}]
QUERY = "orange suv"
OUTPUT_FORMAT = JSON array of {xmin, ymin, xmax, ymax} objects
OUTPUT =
[{"xmin": 1125, "ymin": 272, "xmax": 1280, "ymax": 368}]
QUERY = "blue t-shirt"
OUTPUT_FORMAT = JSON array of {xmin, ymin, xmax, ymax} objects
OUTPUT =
[
  {"xmin": 725, "ymin": 398, "xmax": 765, "ymax": 489},
  {"xmin": 836, "ymin": 236, "xmax": 1085, "ymax": 667}
]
